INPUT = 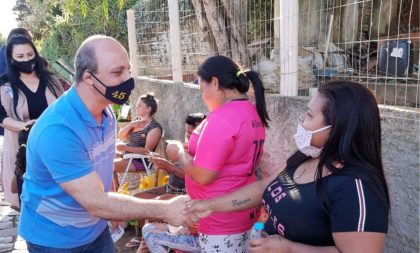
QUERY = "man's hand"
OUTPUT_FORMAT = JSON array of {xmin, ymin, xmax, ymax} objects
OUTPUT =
[
  {"xmin": 183, "ymin": 199, "xmax": 214, "ymax": 222},
  {"xmin": 163, "ymin": 195, "xmax": 195, "ymax": 227}
]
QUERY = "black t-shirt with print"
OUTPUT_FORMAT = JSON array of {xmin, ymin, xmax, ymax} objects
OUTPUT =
[{"xmin": 262, "ymin": 167, "xmax": 389, "ymax": 246}]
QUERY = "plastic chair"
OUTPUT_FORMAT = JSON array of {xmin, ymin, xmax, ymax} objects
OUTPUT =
[{"xmin": 117, "ymin": 153, "xmax": 153, "ymax": 193}]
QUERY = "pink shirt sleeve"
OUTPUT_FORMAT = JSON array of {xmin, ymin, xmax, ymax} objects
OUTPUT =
[{"xmin": 193, "ymin": 113, "xmax": 235, "ymax": 171}]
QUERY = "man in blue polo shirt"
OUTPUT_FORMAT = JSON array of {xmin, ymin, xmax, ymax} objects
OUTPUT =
[{"xmin": 18, "ymin": 35, "xmax": 189, "ymax": 252}]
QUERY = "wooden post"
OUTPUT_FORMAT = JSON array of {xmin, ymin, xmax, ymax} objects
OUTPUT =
[
  {"xmin": 324, "ymin": 15, "xmax": 334, "ymax": 70},
  {"xmin": 274, "ymin": 0, "xmax": 280, "ymax": 49},
  {"xmin": 168, "ymin": 0, "xmax": 183, "ymax": 83},
  {"xmin": 127, "ymin": 9, "xmax": 139, "ymax": 78},
  {"xmin": 280, "ymin": 0, "xmax": 299, "ymax": 96}
]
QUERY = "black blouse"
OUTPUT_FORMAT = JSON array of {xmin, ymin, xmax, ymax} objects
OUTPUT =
[
  {"xmin": 16, "ymin": 77, "xmax": 48, "ymax": 120},
  {"xmin": 262, "ymin": 167, "xmax": 389, "ymax": 246},
  {"xmin": 0, "ymin": 78, "xmax": 49, "ymax": 123}
]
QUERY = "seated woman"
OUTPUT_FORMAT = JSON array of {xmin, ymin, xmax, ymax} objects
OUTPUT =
[
  {"xmin": 125, "ymin": 113, "xmax": 206, "ymax": 252},
  {"xmin": 132, "ymin": 113, "xmax": 207, "ymax": 199},
  {"xmin": 186, "ymin": 80, "xmax": 390, "ymax": 253},
  {"xmin": 113, "ymin": 93, "xmax": 162, "ymax": 191}
]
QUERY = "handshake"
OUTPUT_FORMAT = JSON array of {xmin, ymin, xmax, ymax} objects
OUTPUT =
[{"xmin": 161, "ymin": 195, "xmax": 213, "ymax": 228}]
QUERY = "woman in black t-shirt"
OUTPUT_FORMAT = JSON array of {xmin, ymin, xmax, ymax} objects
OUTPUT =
[
  {"xmin": 186, "ymin": 81, "xmax": 390, "ymax": 253},
  {"xmin": 113, "ymin": 93, "xmax": 162, "ymax": 190}
]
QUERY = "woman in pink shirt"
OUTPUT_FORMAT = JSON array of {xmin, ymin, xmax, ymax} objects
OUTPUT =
[{"xmin": 182, "ymin": 55, "xmax": 270, "ymax": 252}]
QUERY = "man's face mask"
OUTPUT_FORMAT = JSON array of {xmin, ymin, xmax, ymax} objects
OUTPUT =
[
  {"xmin": 88, "ymin": 71, "xmax": 134, "ymax": 105},
  {"xmin": 13, "ymin": 58, "xmax": 36, "ymax": 74}
]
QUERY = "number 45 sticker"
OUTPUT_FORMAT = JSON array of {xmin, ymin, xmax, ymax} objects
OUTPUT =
[{"xmin": 112, "ymin": 91, "xmax": 127, "ymax": 99}]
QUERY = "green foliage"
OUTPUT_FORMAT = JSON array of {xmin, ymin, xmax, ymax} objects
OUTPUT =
[
  {"xmin": 0, "ymin": 34, "xmax": 6, "ymax": 46},
  {"xmin": 247, "ymin": 0, "xmax": 273, "ymax": 43},
  {"xmin": 13, "ymin": 0, "xmax": 31, "ymax": 23},
  {"xmin": 14, "ymin": 0, "xmax": 136, "ymax": 66}
]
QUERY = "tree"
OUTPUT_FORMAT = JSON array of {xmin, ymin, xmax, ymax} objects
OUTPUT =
[
  {"xmin": 191, "ymin": 0, "xmax": 250, "ymax": 66},
  {"xmin": 13, "ymin": 0, "xmax": 31, "ymax": 23},
  {"xmin": 14, "ymin": 0, "xmax": 65, "ymax": 41},
  {"xmin": 13, "ymin": 0, "xmax": 136, "ymax": 63},
  {"xmin": 0, "ymin": 34, "xmax": 6, "ymax": 47}
]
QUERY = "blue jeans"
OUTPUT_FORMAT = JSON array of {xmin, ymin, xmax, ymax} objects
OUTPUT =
[
  {"xmin": 142, "ymin": 223, "xmax": 200, "ymax": 253},
  {"xmin": 26, "ymin": 228, "xmax": 114, "ymax": 253}
]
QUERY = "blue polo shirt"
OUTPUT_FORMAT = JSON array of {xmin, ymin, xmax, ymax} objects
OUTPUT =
[{"xmin": 18, "ymin": 87, "xmax": 116, "ymax": 248}]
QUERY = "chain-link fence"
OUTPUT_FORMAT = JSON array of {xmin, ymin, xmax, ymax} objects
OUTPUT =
[{"xmin": 131, "ymin": 0, "xmax": 419, "ymax": 108}]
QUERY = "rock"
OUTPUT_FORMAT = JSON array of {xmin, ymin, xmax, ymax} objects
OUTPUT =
[
  {"xmin": 0, "ymin": 221, "xmax": 13, "ymax": 230},
  {"xmin": 0, "ymin": 237, "xmax": 13, "ymax": 243},
  {"xmin": 0, "ymin": 243, "xmax": 14, "ymax": 253},
  {"xmin": 0, "ymin": 228, "xmax": 17, "ymax": 237}
]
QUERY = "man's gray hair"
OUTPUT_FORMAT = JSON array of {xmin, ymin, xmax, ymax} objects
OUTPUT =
[{"xmin": 74, "ymin": 35, "xmax": 114, "ymax": 83}]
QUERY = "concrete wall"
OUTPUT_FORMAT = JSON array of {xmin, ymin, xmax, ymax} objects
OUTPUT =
[{"xmin": 132, "ymin": 77, "xmax": 419, "ymax": 253}]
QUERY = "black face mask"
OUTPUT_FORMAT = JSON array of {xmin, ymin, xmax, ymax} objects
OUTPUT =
[
  {"xmin": 13, "ymin": 58, "xmax": 36, "ymax": 74},
  {"xmin": 88, "ymin": 71, "xmax": 135, "ymax": 105}
]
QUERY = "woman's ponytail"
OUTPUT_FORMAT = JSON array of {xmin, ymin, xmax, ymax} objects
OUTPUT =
[{"xmin": 244, "ymin": 70, "xmax": 270, "ymax": 128}]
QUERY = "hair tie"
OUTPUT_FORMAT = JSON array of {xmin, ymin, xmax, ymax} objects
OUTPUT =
[
  {"xmin": 236, "ymin": 70, "xmax": 243, "ymax": 77},
  {"xmin": 20, "ymin": 144, "xmax": 26, "ymax": 148}
]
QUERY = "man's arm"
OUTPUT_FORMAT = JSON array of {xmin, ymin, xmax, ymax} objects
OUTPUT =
[{"xmin": 60, "ymin": 171, "xmax": 188, "ymax": 226}]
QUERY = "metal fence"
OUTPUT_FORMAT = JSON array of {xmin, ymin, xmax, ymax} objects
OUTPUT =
[{"xmin": 131, "ymin": 0, "xmax": 419, "ymax": 108}]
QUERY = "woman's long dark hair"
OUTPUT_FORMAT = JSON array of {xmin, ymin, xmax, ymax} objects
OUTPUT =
[
  {"xmin": 197, "ymin": 55, "xmax": 270, "ymax": 127},
  {"xmin": 2, "ymin": 35, "xmax": 60, "ymax": 120},
  {"xmin": 287, "ymin": 80, "xmax": 390, "ymax": 212},
  {"xmin": 15, "ymin": 123, "xmax": 34, "ymax": 179}
]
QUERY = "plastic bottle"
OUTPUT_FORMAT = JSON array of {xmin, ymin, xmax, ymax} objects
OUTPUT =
[
  {"xmin": 250, "ymin": 221, "xmax": 269, "ymax": 239},
  {"xmin": 108, "ymin": 224, "xmax": 124, "ymax": 243}
]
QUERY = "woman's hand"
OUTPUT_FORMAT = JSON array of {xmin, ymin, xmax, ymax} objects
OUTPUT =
[
  {"xmin": 149, "ymin": 154, "xmax": 173, "ymax": 172},
  {"xmin": 18, "ymin": 119, "xmax": 36, "ymax": 131},
  {"xmin": 130, "ymin": 119, "xmax": 147, "ymax": 129},
  {"xmin": 249, "ymin": 234, "xmax": 291, "ymax": 253},
  {"xmin": 2, "ymin": 118, "xmax": 36, "ymax": 132},
  {"xmin": 24, "ymin": 119, "xmax": 36, "ymax": 128},
  {"xmin": 183, "ymin": 199, "xmax": 214, "ymax": 222},
  {"xmin": 116, "ymin": 142, "xmax": 128, "ymax": 152}
]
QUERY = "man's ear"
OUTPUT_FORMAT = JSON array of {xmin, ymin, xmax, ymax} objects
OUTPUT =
[{"xmin": 82, "ymin": 71, "xmax": 94, "ymax": 85}]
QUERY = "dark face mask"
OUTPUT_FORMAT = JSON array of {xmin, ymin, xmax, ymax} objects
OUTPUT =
[
  {"xmin": 13, "ymin": 58, "xmax": 36, "ymax": 74},
  {"xmin": 88, "ymin": 71, "xmax": 135, "ymax": 105}
]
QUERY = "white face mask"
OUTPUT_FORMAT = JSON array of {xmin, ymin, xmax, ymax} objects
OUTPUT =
[{"xmin": 293, "ymin": 124, "xmax": 332, "ymax": 158}]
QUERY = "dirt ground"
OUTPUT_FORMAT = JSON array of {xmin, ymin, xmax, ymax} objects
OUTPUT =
[{"xmin": 115, "ymin": 224, "xmax": 140, "ymax": 253}]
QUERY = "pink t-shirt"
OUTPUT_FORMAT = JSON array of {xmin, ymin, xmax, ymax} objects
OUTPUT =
[{"xmin": 187, "ymin": 99, "xmax": 266, "ymax": 235}]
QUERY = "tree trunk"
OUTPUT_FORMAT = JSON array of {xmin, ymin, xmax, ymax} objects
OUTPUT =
[
  {"xmin": 221, "ymin": 0, "xmax": 249, "ymax": 66},
  {"xmin": 192, "ymin": 0, "xmax": 250, "ymax": 66},
  {"xmin": 191, "ymin": 0, "xmax": 218, "ymax": 55}
]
